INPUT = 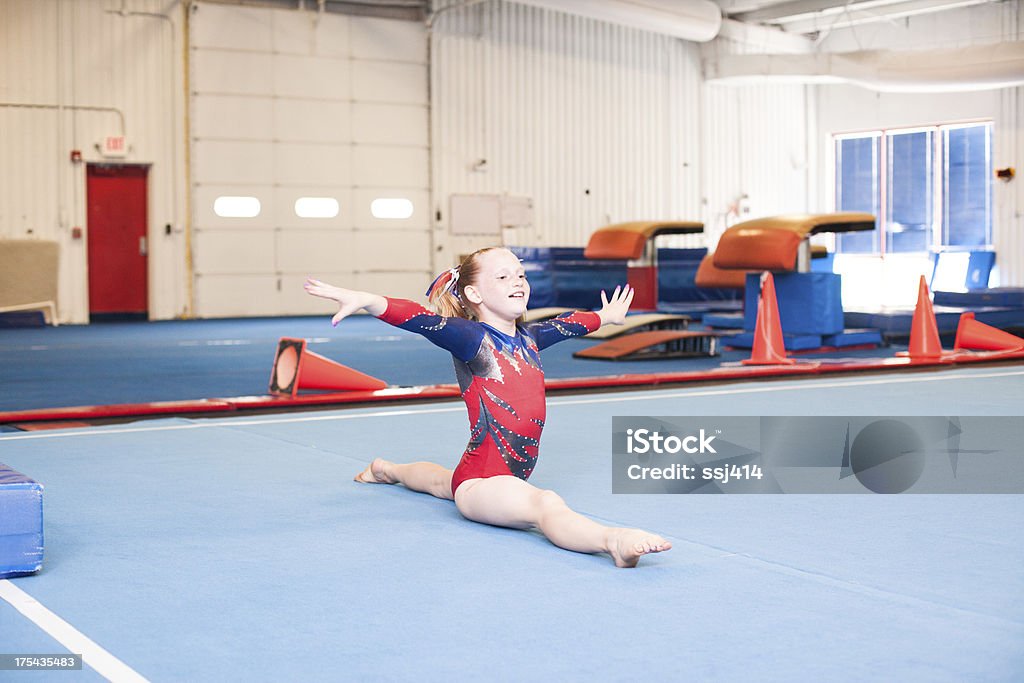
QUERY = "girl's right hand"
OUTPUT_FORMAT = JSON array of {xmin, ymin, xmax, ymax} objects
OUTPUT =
[
  {"xmin": 304, "ymin": 278, "xmax": 380, "ymax": 326},
  {"xmin": 597, "ymin": 284, "xmax": 634, "ymax": 326}
]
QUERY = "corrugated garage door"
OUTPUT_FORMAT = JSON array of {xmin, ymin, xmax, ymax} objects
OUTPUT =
[{"xmin": 190, "ymin": 1, "xmax": 429, "ymax": 317}]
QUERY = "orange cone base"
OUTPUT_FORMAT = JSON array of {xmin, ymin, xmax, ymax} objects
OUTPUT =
[
  {"xmin": 741, "ymin": 356, "xmax": 797, "ymax": 366},
  {"xmin": 953, "ymin": 312, "xmax": 1024, "ymax": 352},
  {"xmin": 894, "ymin": 349, "xmax": 958, "ymax": 361},
  {"xmin": 270, "ymin": 338, "xmax": 387, "ymax": 397},
  {"xmin": 742, "ymin": 272, "xmax": 796, "ymax": 366}
]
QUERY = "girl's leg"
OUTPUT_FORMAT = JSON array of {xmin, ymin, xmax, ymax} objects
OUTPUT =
[
  {"xmin": 454, "ymin": 476, "xmax": 671, "ymax": 568},
  {"xmin": 354, "ymin": 458, "xmax": 454, "ymax": 501}
]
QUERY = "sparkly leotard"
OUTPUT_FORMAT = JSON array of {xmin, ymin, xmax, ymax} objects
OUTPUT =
[{"xmin": 378, "ymin": 298, "xmax": 601, "ymax": 495}]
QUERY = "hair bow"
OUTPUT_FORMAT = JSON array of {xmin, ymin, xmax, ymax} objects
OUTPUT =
[{"xmin": 425, "ymin": 266, "xmax": 461, "ymax": 299}]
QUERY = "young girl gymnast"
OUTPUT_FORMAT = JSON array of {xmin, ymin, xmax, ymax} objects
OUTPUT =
[{"xmin": 304, "ymin": 247, "xmax": 671, "ymax": 567}]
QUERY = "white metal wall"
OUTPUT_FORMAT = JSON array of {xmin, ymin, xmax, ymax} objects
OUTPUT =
[
  {"xmin": 993, "ymin": 2, "xmax": 1022, "ymax": 287},
  {"xmin": 189, "ymin": 2, "xmax": 430, "ymax": 317},
  {"xmin": 0, "ymin": 0, "xmax": 187, "ymax": 323},
  {"xmin": 700, "ymin": 26, "xmax": 815, "ymax": 248},
  {"xmin": 430, "ymin": 0, "xmax": 705, "ymax": 268}
]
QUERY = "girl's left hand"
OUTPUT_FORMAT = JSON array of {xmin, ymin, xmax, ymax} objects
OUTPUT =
[{"xmin": 598, "ymin": 284, "xmax": 634, "ymax": 326}]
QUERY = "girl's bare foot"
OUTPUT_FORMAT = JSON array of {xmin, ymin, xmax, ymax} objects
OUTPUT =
[
  {"xmin": 608, "ymin": 529, "xmax": 672, "ymax": 568},
  {"xmin": 353, "ymin": 458, "xmax": 395, "ymax": 484}
]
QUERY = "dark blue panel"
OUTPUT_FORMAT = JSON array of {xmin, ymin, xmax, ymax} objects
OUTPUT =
[
  {"xmin": 837, "ymin": 136, "xmax": 880, "ymax": 254},
  {"xmin": 887, "ymin": 131, "xmax": 932, "ymax": 254},
  {"xmin": 0, "ymin": 311, "xmax": 46, "ymax": 328},
  {"xmin": 945, "ymin": 125, "xmax": 992, "ymax": 247},
  {"xmin": 655, "ymin": 247, "xmax": 707, "ymax": 263}
]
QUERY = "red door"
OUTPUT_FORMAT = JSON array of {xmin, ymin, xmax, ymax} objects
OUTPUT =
[{"xmin": 86, "ymin": 164, "xmax": 149, "ymax": 318}]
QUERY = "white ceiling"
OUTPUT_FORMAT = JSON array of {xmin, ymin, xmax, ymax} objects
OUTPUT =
[
  {"xmin": 715, "ymin": 0, "xmax": 1002, "ymax": 35},
  {"xmin": 218, "ymin": 0, "xmax": 1007, "ymax": 38}
]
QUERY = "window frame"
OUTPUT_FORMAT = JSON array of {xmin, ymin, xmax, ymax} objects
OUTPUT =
[{"xmin": 831, "ymin": 119, "xmax": 993, "ymax": 256}]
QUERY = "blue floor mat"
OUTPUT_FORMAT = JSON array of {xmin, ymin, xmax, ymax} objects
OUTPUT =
[
  {"xmin": 2, "ymin": 316, "xmax": 904, "ymax": 412},
  {"xmin": 1, "ymin": 373, "xmax": 1022, "ymax": 680}
]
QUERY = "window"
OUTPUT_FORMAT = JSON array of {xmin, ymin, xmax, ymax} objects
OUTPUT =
[
  {"xmin": 944, "ymin": 124, "xmax": 992, "ymax": 247},
  {"xmin": 370, "ymin": 197, "xmax": 414, "ymax": 219},
  {"xmin": 835, "ymin": 134, "xmax": 880, "ymax": 254},
  {"xmin": 834, "ymin": 122, "xmax": 992, "ymax": 254},
  {"xmin": 213, "ymin": 196, "xmax": 261, "ymax": 218},
  {"xmin": 887, "ymin": 129, "xmax": 932, "ymax": 253},
  {"xmin": 294, "ymin": 197, "xmax": 339, "ymax": 219}
]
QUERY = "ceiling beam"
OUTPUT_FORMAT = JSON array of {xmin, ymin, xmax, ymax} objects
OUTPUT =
[
  {"xmin": 778, "ymin": 0, "xmax": 994, "ymax": 34},
  {"xmin": 730, "ymin": 0, "xmax": 860, "ymax": 23}
]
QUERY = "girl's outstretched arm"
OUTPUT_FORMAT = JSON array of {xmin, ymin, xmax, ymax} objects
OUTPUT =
[
  {"xmin": 524, "ymin": 283, "xmax": 632, "ymax": 351},
  {"xmin": 596, "ymin": 284, "xmax": 635, "ymax": 326},
  {"xmin": 304, "ymin": 278, "xmax": 387, "ymax": 326}
]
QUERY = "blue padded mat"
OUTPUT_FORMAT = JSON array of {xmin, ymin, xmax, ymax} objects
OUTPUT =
[
  {"xmin": 721, "ymin": 331, "xmax": 823, "ymax": 351},
  {"xmin": 0, "ymin": 371, "xmax": 1022, "ymax": 681},
  {"xmin": 934, "ymin": 288, "xmax": 1024, "ymax": 308},
  {"xmin": 845, "ymin": 306, "xmax": 1024, "ymax": 334},
  {"xmin": 1, "ymin": 316, "xmax": 912, "ymax": 413}
]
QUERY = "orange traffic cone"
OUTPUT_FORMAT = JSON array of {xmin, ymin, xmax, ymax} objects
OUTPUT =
[
  {"xmin": 269, "ymin": 337, "xmax": 387, "ymax": 397},
  {"xmin": 742, "ymin": 272, "xmax": 795, "ymax": 366},
  {"xmin": 954, "ymin": 313, "xmax": 1024, "ymax": 352},
  {"xmin": 899, "ymin": 276, "xmax": 945, "ymax": 359}
]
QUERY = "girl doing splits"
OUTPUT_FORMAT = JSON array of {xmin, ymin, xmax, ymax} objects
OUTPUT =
[{"xmin": 305, "ymin": 247, "xmax": 671, "ymax": 567}]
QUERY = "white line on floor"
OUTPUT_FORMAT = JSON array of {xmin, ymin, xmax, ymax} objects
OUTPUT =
[
  {"xmin": 0, "ymin": 579, "xmax": 149, "ymax": 683},
  {"xmin": 2, "ymin": 367, "xmax": 1022, "ymax": 442}
]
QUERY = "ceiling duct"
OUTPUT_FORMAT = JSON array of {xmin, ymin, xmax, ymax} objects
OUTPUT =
[
  {"xmin": 515, "ymin": 0, "xmax": 722, "ymax": 43},
  {"xmin": 704, "ymin": 41, "xmax": 1024, "ymax": 92}
]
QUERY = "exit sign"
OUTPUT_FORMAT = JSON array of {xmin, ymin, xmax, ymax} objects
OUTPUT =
[{"xmin": 101, "ymin": 136, "xmax": 127, "ymax": 157}]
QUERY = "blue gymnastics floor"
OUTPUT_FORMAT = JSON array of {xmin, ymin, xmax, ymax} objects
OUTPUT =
[
  {"xmin": 1, "ymin": 366, "xmax": 1022, "ymax": 681},
  {"xmin": 2, "ymin": 316, "xmax": 905, "ymax": 413}
]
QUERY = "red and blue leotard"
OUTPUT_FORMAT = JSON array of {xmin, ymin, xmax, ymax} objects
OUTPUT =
[{"xmin": 378, "ymin": 298, "xmax": 601, "ymax": 495}]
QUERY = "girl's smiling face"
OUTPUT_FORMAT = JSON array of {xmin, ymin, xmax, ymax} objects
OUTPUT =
[{"xmin": 463, "ymin": 248, "xmax": 530, "ymax": 323}]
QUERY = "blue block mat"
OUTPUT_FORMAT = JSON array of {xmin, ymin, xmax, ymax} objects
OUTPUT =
[{"xmin": 0, "ymin": 463, "xmax": 44, "ymax": 579}]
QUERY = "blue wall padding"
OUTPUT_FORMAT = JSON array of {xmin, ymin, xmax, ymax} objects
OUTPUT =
[
  {"xmin": 0, "ymin": 311, "xmax": 46, "ymax": 328},
  {"xmin": 552, "ymin": 259, "xmax": 627, "ymax": 309},
  {"xmin": 0, "ymin": 464, "xmax": 44, "ymax": 579},
  {"xmin": 510, "ymin": 246, "xmax": 626, "ymax": 309},
  {"xmin": 510, "ymin": 246, "xmax": 742, "ymax": 309},
  {"xmin": 655, "ymin": 249, "xmax": 701, "ymax": 301},
  {"xmin": 521, "ymin": 263, "xmax": 556, "ymax": 308},
  {"xmin": 745, "ymin": 272, "xmax": 844, "ymax": 335},
  {"xmin": 658, "ymin": 248, "xmax": 740, "ymax": 302}
]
